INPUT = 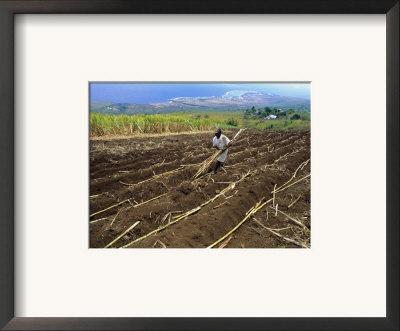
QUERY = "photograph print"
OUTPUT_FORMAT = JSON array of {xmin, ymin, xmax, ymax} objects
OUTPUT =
[{"xmin": 89, "ymin": 83, "xmax": 311, "ymax": 248}]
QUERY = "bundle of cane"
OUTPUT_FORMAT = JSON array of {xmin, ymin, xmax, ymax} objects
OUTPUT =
[{"xmin": 193, "ymin": 128, "xmax": 245, "ymax": 179}]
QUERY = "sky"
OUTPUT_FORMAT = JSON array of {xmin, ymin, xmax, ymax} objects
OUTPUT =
[{"xmin": 90, "ymin": 83, "xmax": 310, "ymax": 104}]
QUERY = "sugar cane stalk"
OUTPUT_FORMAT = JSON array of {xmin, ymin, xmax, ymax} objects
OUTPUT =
[
  {"xmin": 121, "ymin": 207, "xmax": 201, "ymax": 248},
  {"xmin": 207, "ymin": 197, "xmax": 270, "ymax": 248},
  {"xmin": 104, "ymin": 221, "xmax": 141, "ymax": 248},
  {"xmin": 90, "ymin": 193, "xmax": 167, "ymax": 218},
  {"xmin": 253, "ymin": 218, "xmax": 309, "ymax": 248}
]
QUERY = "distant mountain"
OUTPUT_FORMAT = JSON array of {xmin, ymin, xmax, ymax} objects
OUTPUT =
[
  {"xmin": 91, "ymin": 91, "xmax": 310, "ymax": 114},
  {"xmin": 90, "ymin": 100, "xmax": 113, "ymax": 109}
]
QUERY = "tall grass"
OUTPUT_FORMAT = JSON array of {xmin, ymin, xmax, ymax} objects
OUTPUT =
[
  {"xmin": 245, "ymin": 118, "xmax": 310, "ymax": 130},
  {"xmin": 90, "ymin": 110, "xmax": 310, "ymax": 137},
  {"xmin": 90, "ymin": 113, "xmax": 223, "ymax": 136}
]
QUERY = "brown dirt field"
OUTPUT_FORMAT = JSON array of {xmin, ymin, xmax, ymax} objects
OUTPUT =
[{"xmin": 90, "ymin": 129, "xmax": 311, "ymax": 248}]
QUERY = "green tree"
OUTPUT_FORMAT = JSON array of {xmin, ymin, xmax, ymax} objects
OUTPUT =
[
  {"xmin": 226, "ymin": 117, "xmax": 239, "ymax": 126},
  {"xmin": 264, "ymin": 106, "xmax": 272, "ymax": 114}
]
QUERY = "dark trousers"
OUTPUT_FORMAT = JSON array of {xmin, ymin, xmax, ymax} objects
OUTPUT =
[{"xmin": 214, "ymin": 161, "xmax": 223, "ymax": 173}]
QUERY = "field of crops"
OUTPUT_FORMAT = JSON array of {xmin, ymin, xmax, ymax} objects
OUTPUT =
[
  {"xmin": 90, "ymin": 111, "xmax": 310, "ymax": 137},
  {"xmin": 90, "ymin": 129, "xmax": 311, "ymax": 248}
]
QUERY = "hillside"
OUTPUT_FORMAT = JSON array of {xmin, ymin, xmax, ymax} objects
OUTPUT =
[{"xmin": 91, "ymin": 91, "xmax": 310, "ymax": 114}]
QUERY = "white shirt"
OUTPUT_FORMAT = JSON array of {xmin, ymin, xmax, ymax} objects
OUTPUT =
[{"xmin": 213, "ymin": 134, "xmax": 231, "ymax": 163}]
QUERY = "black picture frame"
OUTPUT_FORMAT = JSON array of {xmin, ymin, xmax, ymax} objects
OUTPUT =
[{"xmin": 0, "ymin": 1, "xmax": 398, "ymax": 330}]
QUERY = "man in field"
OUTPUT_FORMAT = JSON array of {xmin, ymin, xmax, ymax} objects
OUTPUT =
[{"xmin": 212, "ymin": 128, "xmax": 232, "ymax": 173}]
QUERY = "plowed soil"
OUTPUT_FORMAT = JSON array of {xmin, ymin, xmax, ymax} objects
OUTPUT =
[{"xmin": 90, "ymin": 130, "xmax": 311, "ymax": 248}]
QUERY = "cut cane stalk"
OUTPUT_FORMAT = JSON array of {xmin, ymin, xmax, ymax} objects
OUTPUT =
[
  {"xmin": 89, "ymin": 216, "xmax": 111, "ymax": 224},
  {"xmin": 272, "ymin": 184, "xmax": 277, "ymax": 207},
  {"xmin": 191, "ymin": 172, "xmax": 210, "ymax": 183},
  {"xmin": 264, "ymin": 152, "xmax": 289, "ymax": 168},
  {"xmin": 160, "ymin": 212, "xmax": 171, "ymax": 225},
  {"xmin": 132, "ymin": 193, "xmax": 167, "ymax": 208},
  {"xmin": 213, "ymin": 201, "xmax": 228, "ymax": 209},
  {"xmin": 253, "ymin": 218, "xmax": 309, "ymax": 248},
  {"xmin": 110, "ymin": 208, "xmax": 124, "ymax": 226},
  {"xmin": 90, "ymin": 193, "xmax": 167, "ymax": 218},
  {"xmin": 120, "ymin": 167, "xmax": 184, "ymax": 186},
  {"xmin": 90, "ymin": 198, "xmax": 131, "ymax": 218},
  {"xmin": 274, "ymin": 159, "xmax": 310, "ymax": 192},
  {"xmin": 300, "ymin": 159, "xmax": 310, "ymax": 170},
  {"xmin": 153, "ymin": 239, "xmax": 167, "ymax": 248},
  {"xmin": 269, "ymin": 226, "xmax": 292, "ymax": 231},
  {"xmin": 121, "ymin": 206, "xmax": 201, "ymax": 248},
  {"xmin": 269, "ymin": 206, "xmax": 308, "ymax": 230},
  {"xmin": 207, "ymin": 197, "xmax": 271, "ymax": 248},
  {"xmin": 273, "ymin": 174, "xmax": 311, "ymax": 193},
  {"xmin": 218, "ymin": 235, "xmax": 233, "ymax": 248},
  {"xmin": 104, "ymin": 221, "xmax": 141, "ymax": 248},
  {"xmin": 288, "ymin": 195, "xmax": 302, "ymax": 208},
  {"xmin": 193, "ymin": 150, "xmax": 220, "ymax": 179},
  {"xmin": 190, "ymin": 171, "xmax": 252, "ymax": 212},
  {"xmin": 122, "ymin": 170, "xmax": 255, "ymax": 247},
  {"xmin": 245, "ymin": 205, "xmax": 256, "ymax": 216}
]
